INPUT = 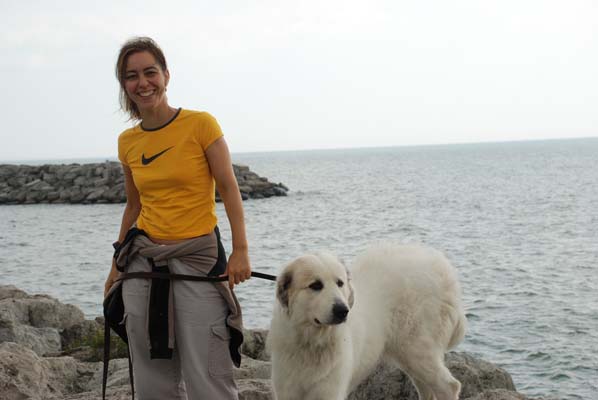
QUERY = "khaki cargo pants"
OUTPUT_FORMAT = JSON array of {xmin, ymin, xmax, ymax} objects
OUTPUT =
[{"xmin": 123, "ymin": 254, "xmax": 238, "ymax": 400}]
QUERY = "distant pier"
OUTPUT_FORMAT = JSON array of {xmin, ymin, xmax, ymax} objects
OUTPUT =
[{"xmin": 0, "ymin": 162, "xmax": 288, "ymax": 205}]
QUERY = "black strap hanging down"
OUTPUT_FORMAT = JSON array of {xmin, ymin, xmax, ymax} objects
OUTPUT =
[
  {"xmin": 102, "ymin": 313, "xmax": 135, "ymax": 400},
  {"xmin": 102, "ymin": 316, "xmax": 110, "ymax": 400},
  {"xmin": 147, "ymin": 259, "xmax": 172, "ymax": 359}
]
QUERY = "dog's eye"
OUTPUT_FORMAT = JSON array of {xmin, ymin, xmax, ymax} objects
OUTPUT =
[
  {"xmin": 309, "ymin": 280, "xmax": 323, "ymax": 291},
  {"xmin": 337, "ymin": 280, "xmax": 344, "ymax": 288}
]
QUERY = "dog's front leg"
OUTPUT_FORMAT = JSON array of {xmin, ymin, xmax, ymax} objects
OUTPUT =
[
  {"xmin": 304, "ymin": 387, "xmax": 347, "ymax": 400},
  {"xmin": 271, "ymin": 381, "xmax": 307, "ymax": 400},
  {"xmin": 304, "ymin": 379, "xmax": 349, "ymax": 400}
]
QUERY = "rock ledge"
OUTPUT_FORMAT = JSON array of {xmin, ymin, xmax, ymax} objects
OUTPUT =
[
  {"xmin": 0, "ymin": 285, "xmax": 558, "ymax": 400},
  {"xmin": 0, "ymin": 162, "xmax": 288, "ymax": 205}
]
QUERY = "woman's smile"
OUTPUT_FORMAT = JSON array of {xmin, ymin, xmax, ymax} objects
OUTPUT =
[{"xmin": 124, "ymin": 51, "xmax": 169, "ymax": 113}]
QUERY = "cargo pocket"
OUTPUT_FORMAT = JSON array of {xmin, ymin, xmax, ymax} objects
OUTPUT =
[{"xmin": 208, "ymin": 325, "xmax": 233, "ymax": 378}]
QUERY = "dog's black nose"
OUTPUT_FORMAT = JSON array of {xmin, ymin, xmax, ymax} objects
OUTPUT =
[{"xmin": 331, "ymin": 303, "xmax": 349, "ymax": 324}]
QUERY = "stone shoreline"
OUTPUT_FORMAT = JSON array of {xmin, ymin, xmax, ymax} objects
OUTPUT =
[
  {"xmin": 0, "ymin": 162, "xmax": 288, "ymax": 205},
  {"xmin": 0, "ymin": 285, "xmax": 559, "ymax": 400}
]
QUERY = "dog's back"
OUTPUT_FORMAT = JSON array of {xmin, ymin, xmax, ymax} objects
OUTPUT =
[{"xmin": 347, "ymin": 243, "xmax": 466, "ymax": 398}]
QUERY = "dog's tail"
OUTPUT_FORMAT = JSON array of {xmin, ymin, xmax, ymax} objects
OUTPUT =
[{"xmin": 447, "ymin": 308, "xmax": 467, "ymax": 350}]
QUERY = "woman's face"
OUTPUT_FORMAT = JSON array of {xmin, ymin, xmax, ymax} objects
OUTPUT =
[{"xmin": 123, "ymin": 51, "xmax": 170, "ymax": 115}]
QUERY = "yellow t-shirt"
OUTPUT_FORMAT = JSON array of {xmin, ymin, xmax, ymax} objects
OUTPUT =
[{"xmin": 118, "ymin": 109, "xmax": 223, "ymax": 239}]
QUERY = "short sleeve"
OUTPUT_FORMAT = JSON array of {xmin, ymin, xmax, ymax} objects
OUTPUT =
[{"xmin": 198, "ymin": 112, "xmax": 224, "ymax": 151}]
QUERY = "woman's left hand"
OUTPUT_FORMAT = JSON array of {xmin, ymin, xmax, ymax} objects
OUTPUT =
[{"xmin": 223, "ymin": 249, "xmax": 251, "ymax": 289}]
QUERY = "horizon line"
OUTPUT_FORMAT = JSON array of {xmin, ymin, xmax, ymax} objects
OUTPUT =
[{"xmin": 1, "ymin": 135, "xmax": 597, "ymax": 164}]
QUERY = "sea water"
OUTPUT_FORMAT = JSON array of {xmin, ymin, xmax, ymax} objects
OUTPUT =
[{"xmin": 1, "ymin": 138, "xmax": 597, "ymax": 399}]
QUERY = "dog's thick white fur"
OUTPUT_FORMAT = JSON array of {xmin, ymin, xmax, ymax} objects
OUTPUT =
[{"xmin": 268, "ymin": 243, "xmax": 466, "ymax": 400}]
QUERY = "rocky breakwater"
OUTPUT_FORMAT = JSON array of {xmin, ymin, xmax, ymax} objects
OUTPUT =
[
  {"xmin": 0, "ymin": 285, "xmax": 558, "ymax": 400},
  {"xmin": 0, "ymin": 162, "xmax": 288, "ymax": 205}
]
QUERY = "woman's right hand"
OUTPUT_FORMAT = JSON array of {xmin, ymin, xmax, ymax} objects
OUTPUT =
[
  {"xmin": 104, "ymin": 278, "xmax": 114, "ymax": 299},
  {"xmin": 104, "ymin": 259, "xmax": 120, "ymax": 298}
]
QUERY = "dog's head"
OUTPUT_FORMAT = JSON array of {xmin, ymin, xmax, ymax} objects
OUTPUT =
[{"xmin": 276, "ymin": 252, "xmax": 355, "ymax": 327}]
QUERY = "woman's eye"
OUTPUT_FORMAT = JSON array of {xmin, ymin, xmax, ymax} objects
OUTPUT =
[
  {"xmin": 309, "ymin": 281, "xmax": 323, "ymax": 291},
  {"xmin": 337, "ymin": 280, "xmax": 344, "ymax": 288},
  {"xmin": 125, "ymin": 75, "xmax": 136, "ymax": 80}
]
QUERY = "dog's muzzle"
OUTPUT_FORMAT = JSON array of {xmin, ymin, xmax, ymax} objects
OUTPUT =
[{"xmin": 331, "ymin": 303, "xmax": 349, "ymax": 324}]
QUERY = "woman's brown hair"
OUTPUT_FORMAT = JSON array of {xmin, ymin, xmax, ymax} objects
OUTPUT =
[{"xmin": 115, "ymin": 37, "xmax": 168, "ymax": 121}]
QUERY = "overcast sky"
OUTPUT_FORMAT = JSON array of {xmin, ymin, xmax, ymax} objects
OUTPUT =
[{"xmin": 1, "ymin": 0, "xmax": 596, "ymax": 161}]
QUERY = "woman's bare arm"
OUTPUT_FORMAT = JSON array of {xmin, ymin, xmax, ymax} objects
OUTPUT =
[
  {"xmin": 205, "ymin": 137, "xmax": 251, "ymax": 289},
  {"xmin": 104, "ymin": 164, "xmax": 141, "ymax": 297}
]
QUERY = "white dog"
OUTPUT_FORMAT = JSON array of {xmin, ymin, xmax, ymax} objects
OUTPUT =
[{"xmin": 268, "ymin": 243, "xmax": 466, "ymax": 400}]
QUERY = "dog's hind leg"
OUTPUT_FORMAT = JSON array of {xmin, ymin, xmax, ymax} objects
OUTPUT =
[
  {"xmin": 405, "ymin": 367, "xmax": 460, "ymax": 400},
  {"xmin": 429, "ymin": 363, "xmax": 461, "ymax": 400},
  {"xmin": 410, "ymin": 377, "xmax": 434, "ymax": 400},
  {"xmin": 400, "ymin": 353, "xmax": 461, "ymax": 400},
  {"xmin": 420, "ymin": 363, "xmax": 460, "ymax": 400}
]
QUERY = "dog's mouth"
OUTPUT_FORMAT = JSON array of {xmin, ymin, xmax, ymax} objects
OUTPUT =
[{"xmin": 314, "ymin": 317, "xmax": 347, "ymax": 326}]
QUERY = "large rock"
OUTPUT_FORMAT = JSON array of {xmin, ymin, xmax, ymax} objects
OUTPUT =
[
  {"xmin": 0, "ymin": 341, "xmax": 100, "ymax": 400},
  {"xmin": 44, "ymin": 355, "xmax": 101, "ymax": 395},
  {"xmin": 85, "ymin": 358, "xmax": 131, "ymax": 392},
  {"xmin": 0, "ymin": 285, "xmax": 85, "ymax": 356},
  {"xmin": 0, "ymin": 342, "xmax": 53, "ymax": 400},
  {"xmin": 0, "ymin": 162, "xmax": 288, "ymax": 205},
  {"xmin": 61, "ymin": 319, "xmax": 104, "ymax": 353},
  {"xmin": 235, "ymin": 356, "xmax": 271, "ymax": 380},
  {"xmin": 0, "ymin": 285, "xmax": 556, "ymax": 400},
  {"xmin": 238, "ymin": 379, "xmax": 273, "ymax": 400},
  {"xmin": 2, "ymin": 324, "xmax": 62, "ymax": 357},
  {"xmin": 468, "ymin": 389, "xmax": 530, "ymax": 400},
  {"xmin": 0, "ymin": 341, "xmax": 125, "ymax": 400},
  {"xmin": 62, "ymin": 386, "xmax": 132, "ymax": 400},
  {"xmin": 0, "ymin": 286, "xmax": 28, "ymax": 300},
  {"xmin": 241, "ymin": 328, "xmax": 269, "ymax": 361},
  {"xmin": 448, "ymin": 352, "xmax": 516, "ymax": 398},
  {"xmin": 349, "ymin": 362, "xmax": 415, "ymax": 400},
  {"xmin": 349, "ymin": 352, "xmax": 516, "ymax": 400}
]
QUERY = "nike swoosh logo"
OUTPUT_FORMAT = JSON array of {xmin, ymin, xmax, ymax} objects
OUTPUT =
[{"xmin": 141, "ymin": 146, "xmax": 174, "ymax": 165}]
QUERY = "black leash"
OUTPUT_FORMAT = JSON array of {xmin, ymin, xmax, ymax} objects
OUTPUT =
[
  {"xmin": 250, "ymin": 271, "xmax": 277, "ymax": 281},
  {"xmin": 102, "ymin": 270, "xmax": 277, "ymax": 400},
  {"xmin": 113, "ymin": 270, "xmax": 277, "ymax": 283}
]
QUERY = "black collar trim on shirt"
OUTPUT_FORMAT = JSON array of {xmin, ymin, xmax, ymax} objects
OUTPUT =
[{"xmin": 140, "ymin": 108, "xmax": 182, "ymax": 132}]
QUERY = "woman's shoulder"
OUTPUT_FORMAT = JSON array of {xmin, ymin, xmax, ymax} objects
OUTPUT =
[
  {"xmin": 118, "ymin": 124, "xmax": 141, "ymax": 142},
  {"xmin": 180, "ymin": 108, "xmax": 218, "ymax": 122},
  {"xmin": 179, "ymin": 109, "xmax": 223, "ymax": 146}
]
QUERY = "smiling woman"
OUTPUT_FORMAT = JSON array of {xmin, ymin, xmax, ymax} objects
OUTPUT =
[
  {"xmin": 121, "ymin": 52, "xmax": 173, "ymax": 129},
  {"xmin": 105, "ymin": 36, "xmax": 251, "ymax": 400},
  {"xmin": 115, "ymin": 38, "xmax": 171, "ymax": 123}
]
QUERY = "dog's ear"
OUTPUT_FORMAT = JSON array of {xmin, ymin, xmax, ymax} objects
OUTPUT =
[
  {"xmin": 344, "ymin": 264, "xmax": 355, "ymax": 308},
  {"xmin": 276, "ymin": 270, "xmax": 293, "ymax": 309}
]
